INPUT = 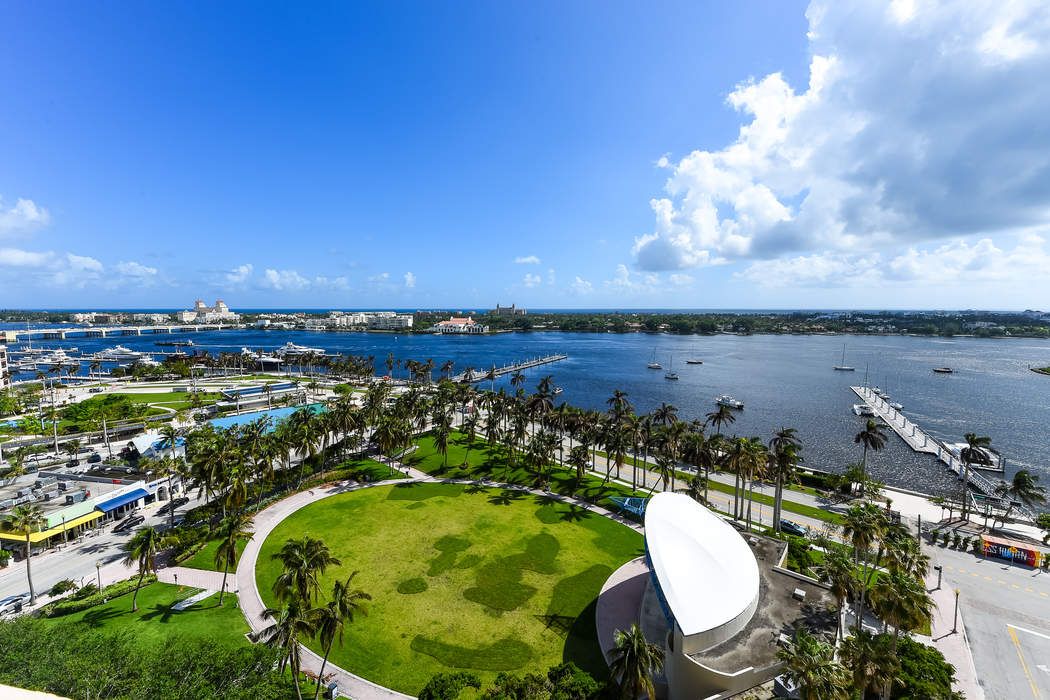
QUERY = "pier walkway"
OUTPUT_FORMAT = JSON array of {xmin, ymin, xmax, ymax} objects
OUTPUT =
[
  {"xmin": 451, "ymin": 353, "xmax": 567, "ymax": 382},
  {"xmin": 850, "ymin": 386, "xmax": 1036, "ymax": 522}
]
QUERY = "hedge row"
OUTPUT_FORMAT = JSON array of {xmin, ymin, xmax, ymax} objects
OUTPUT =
[{"xmin": 41, "ymin": 575, "xmax": 157, "ymax": 618}]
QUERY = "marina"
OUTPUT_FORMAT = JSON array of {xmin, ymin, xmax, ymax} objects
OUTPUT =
[
  {"xmin": 451, "ymin": 353, "xmax": 568, "ymax": 382},
  {"xmin": 850, "ymin": 385, "xmax": 1037, "ymax": 521}
]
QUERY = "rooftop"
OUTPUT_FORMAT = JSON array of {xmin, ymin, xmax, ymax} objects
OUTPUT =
[{"xmin": 644, "ymin": 493, "xmax": 760, "ymax": 637}]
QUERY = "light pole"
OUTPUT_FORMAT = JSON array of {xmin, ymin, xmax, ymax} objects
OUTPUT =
[
  {"xmin": 933, "ymin": 564, "xmax": 943, "ymax": 590},
  {"xmin": 95, "ymin": 560, "xmax": 102, "ymax": 590},
  {"xmin": 953, "ymin": 588, "xmax": 960, "ymax": 634}
]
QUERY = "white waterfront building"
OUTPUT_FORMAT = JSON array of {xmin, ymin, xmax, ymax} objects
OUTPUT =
[
  {"xmin": 325, "ymin": 311, "xmax": 413, "ymax": 330},
  {"xmin": 431, "ymin": 316, "xmax": 488, "ymax": 334},
  {"xmin": 177, "ymin": 299, "xmax": 240, "ymax": 323}
]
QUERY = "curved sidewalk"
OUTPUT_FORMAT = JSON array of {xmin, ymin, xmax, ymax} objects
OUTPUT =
[{"xmin": 236, "ymin": 472, "xmax": 643, "ymax": 699}]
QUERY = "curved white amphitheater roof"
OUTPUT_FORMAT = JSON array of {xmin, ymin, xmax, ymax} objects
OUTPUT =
[{"xmin": 644, "ymin": 492, "xmax": 760, "ymax": 638}]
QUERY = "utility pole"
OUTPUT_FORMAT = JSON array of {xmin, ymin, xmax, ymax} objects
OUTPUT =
[{"xmin": 953, "ymin": 589, "xmax": 960, "ymax": 634}]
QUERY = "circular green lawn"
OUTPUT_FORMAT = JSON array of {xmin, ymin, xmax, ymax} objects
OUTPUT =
[{"xmin": 256, "ymin": 482, "xmax": 644, "ymax": 694}]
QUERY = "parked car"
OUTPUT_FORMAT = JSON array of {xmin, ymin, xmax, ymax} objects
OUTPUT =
[
  {"xmin": 88, "ymin": 387, "xmax": 105, "ymax": 393},
  {"xmin": 86, "ymin": 453, "xmax": 102, "ymax": 464},
  {"xmin": 156, "ymin": 496, "xmax": 189, "ymax": 516},
  {"xmin": 66, "ymin": 459, "xmax": 80, "ymax": 467},
  {"xmin": 0, "ymin": 594, "xmax": 30, "ymax": 615},
  {"xmin": 779, "ymin": 520, "xmax": 808, "ymax": 537},
  {"xmin": 112, "ymin": 514, "xmax": 144, "ymax": 533}
]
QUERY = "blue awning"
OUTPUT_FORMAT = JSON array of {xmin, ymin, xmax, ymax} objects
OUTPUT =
[{"xmin": 95, "ymin": 488, "xmax": 150, "ymax": 513}]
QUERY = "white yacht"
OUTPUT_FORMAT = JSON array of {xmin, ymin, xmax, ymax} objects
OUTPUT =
[
  {"xmin": 853, "ymin": 404, "xmax": 875, "ymax": 417},
  {"xmin": 276, "ymin": 341, "xmax": 324, "ymax": 356},
  {"xmin": 943, "ymin": 442, "xmax": 1004, "ymax": 473},
  {"xmin": 888, "ymin": 401, "xmax": 903, "ymax": 411},
  {"xmin": 833, "ymin": 343, "xmax": 855, "ymax": 371},
  {"xmin": 93, "ymin": 345, "xmax": 146, "ymax": 361},
  {"xmin": 715, "ymin": 394, "xmax": 744, "ymax": 409}
]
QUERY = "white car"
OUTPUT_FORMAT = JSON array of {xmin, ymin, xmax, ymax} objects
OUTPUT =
[{"xmin": 0, "ymin": 593, "xmax": 30, "ymax": 616}]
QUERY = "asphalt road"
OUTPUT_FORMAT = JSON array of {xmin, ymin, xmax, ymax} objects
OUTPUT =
[{"xmin": 930, "ymin": 544, "xmax": 1050, "ymax": 700}]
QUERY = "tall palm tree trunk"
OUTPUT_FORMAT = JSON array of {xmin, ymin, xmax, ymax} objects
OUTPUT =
[
  {"xmin": 314, "ymin": 640, "xmax": 334, "ymax": 700},
  {"xmin": 219, "ymin": 560, "xmax": 230, "ymax": 605},
  {"xmin": 24, "ymin": 536, "xmax": 35, "ymax": 604},
  {"xmin": 132, "ymin": 569, "xmax": 146, "ymax": 612}
]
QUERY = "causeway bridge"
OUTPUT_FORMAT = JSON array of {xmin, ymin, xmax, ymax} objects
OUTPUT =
[
  {"xmin": 0, "ymin": 324, "xmax": 240, "ymax": 343},
  {"xmin": 452, "ymin": 354, "xmax": 568, "ymax": 382}
]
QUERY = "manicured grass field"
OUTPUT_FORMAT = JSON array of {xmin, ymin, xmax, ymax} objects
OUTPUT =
[
  {"xmin": 181, "ymin": 537, "xmax": 248, "ymax": 572},
  {"xmin": 42, "ymin": 582, "xmax": 249, "ymax": 647},
  {"xmin": 256, "ymin": 482, "xmax": 643, "ymax": 694}
]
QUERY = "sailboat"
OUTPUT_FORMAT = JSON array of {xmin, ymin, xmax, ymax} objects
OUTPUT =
[
  {"xmin": 833, "ymin": 343, "xmax": 855, "ymax": 371},
  {"xmin": 664, "ymin": 354, "xmax": 679, "ymax": 380},
  {"xmin": 646, "ymin": 348, "xmax": 662, "ymax": 370}
]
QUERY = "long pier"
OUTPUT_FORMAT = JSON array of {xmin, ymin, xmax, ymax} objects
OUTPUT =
[
  {"xmin": 0, "ymin": 324, "xmax": 239, "ymax": 343},
  {"xmin": 850, "ymin": 386, "xmax": 1036, "ymax": 521},
  {"xmin": 452, "ymin": 354, "xmax": 568, "ymax": 382}
]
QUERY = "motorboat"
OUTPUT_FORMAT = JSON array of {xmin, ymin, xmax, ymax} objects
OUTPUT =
[
  {"xmin": 716, "ymin": 395, "xmax": 744, "ymax": 409},
  {"xmin": 276, "ymin": 341, "xmax": 324, "ymax": 356},
  {"xmin": 685, "ymin": 359, "xmax": 704, "ymax": 365},
  {"xmin": 933, "ymin": 367, "xmax": 954, "ymax": 374},
  {"xmin": 135, "ymin": 356, "xmax": 161, "ymax": 368},
  {"xmin": 853, "ymin": 404, "xmax": 875, "ymax": 417},
  {"xmin": 240, "ymin": 347, "xmax": 259, "ymax": 359},
  {"xmin": 833, "ymin": 343, "xmax": 855, "ymax": 371},
  {"xmin": 553, "ymin": 387, "xmax": 564, "ymax": 395},
  {"xmin": 943, "ymin": 442, "xmax": 1004, "ymax": 473},
  {"xmin": 889, "ymin": 402, "xmax": 903, "ymax": 411}
]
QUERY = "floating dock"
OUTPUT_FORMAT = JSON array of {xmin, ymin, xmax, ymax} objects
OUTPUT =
[
  {"xmin": 850, "ymin": 386, "xmax": 1036, "ymax": 522},
  {"xmin": 452, "ymin": 354, "xmax": 568, "ymax": 382}
]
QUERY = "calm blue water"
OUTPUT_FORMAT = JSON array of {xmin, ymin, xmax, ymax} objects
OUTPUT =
[{"xmin": 7, "ymin": 327, "xmax": 1050, "ymax": 495}]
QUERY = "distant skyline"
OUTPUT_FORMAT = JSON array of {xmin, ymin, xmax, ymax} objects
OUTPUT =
[{"xmin": 2, "ymin": 1, "xmax": 1049, "ymax": 310}]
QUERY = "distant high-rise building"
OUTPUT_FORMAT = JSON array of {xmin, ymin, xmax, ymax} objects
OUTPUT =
[
  {"xmin": 492, "ymin": 303, "xmax": 526, "ymax": 316},
  {"xmin": 180, "ymin": 299, "xmax": 239, "ymax": 323}
]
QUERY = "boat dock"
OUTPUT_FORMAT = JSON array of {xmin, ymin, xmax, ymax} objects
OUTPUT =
[
  {"xmin": 452, "ymin": 354, "xmax": 568, "ymax": 382},
  {"xmin": 850, "ymin": 386, "xmax": 1036, "ymax": 521}
]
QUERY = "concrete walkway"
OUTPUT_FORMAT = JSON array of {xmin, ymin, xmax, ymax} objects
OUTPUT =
[
  {"xmin": 595, "ymin": 557, "xmax": 649, "ymax": 664},
  {"xmin": 236, "ymin": 472, "xmax": 644, "ymax": 699},
  {"xmin": 921, "ymin": 567, "xmax": 984, "ymax": 700},
  {"xmin": 157, "ymin": 566, "xmax": 231, "ymax": 592}
]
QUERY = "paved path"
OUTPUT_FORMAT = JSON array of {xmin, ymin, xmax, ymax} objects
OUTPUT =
[
  {"xmin": 595, "ymin": 557, "xmax": 649, "ymax": 665},
  {"xmin": 157, "ymin": 566, "xmax": 231, "ymax": 592},
  {"xmin": 236, "ymin": 472, "xmax": 644, "ymax": 699},
  {"xmin": 921, "ymin": 564, "xmax": 984, "ymax": 700}
]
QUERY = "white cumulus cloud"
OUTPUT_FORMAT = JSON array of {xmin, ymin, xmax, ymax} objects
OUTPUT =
[
  {"xmin": 225, "ymin": 263, "xmax": 253, "ymax": 285},
  {"xmin": 633, "ymin": 0, "xmax": 1050, "ymax": 288},
  {"xmin": 0, "ymin": 197, "xmax": 50, "ymax": 236},
  {"xmin": 404, "ymin": 271, "xmax": 416, "ymax": 288},
  {"xmin": 514, "ymin": 255, "xmax": 541, "ymax": 265},
  {"xmin": 570, "ymin": 276, "xmax": 594, "ymax": 295},
  {"xmin": 522, "ymin": 273, "xmax": 542, "ymax": 288},
  {"xmin": 116, "ymin": 260, "xmax": 157, "ymax": 278},
  {"xmin": 264, "ymin": 268, "xmax": 310, "ymax": 291}
]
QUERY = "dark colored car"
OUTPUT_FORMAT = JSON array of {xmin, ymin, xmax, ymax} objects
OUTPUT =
[
  {"xmin": 156, "ymin": 496, "xmax": 189, "ymax": 515},
  {"xmin": 113, "ymin": 514, "xmax": 144, "ymax": 533},
  {"xmin": 86, "ymin": 453, "xmax": 102, "ymax": 464},
  {"xmin": 780, "ymin": 520, "xmax": 808, "ymax": 537}
]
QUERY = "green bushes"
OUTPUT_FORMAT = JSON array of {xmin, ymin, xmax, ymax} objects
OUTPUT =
[
  {"xmin": 48, "ymin": 579, "xmax": 77, "ymax": 597},
  {"xmin": 784, "ymin": 536, "xmax": 816, "ymax": 574},
  {"xmin": 41, "ymin": 575, "xmax": 157, "ymax": 618},
  {"xmin": 892, "ymin": 636, "xmax": 958, "ymax": 699}
]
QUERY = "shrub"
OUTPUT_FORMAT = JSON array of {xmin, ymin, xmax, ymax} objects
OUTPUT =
[
  {"xmin": 73, "ymin": 583, "xmax": 98, "ymax": 599},
  {"xmin": 784, "ymin": 536, "xmax": 815, "ymax": 574},
  {"xmin": 48, "ymin": 579, "xmax": 77, "ymax": 597},
  {"xmin": 952, "ymin": 533, "xmax": 962, "ymax": 549},
  {"xmin": 42, "ymin": 575, "xmax": 157, "ymax": 617},
  {"xmin": 892, "ymin": 636, "xmax": 958, "ymax": 699},
  {"xmin": 940, "ymin": 532, "xmax": 950, "ymax": 547}
]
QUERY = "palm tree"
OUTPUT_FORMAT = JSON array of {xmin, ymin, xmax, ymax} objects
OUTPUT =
[
  {"xmin": 854, "ymin": 418, "xmax": 887, "ymax": 483},
  {"xmin": 768, "ymin": 427, "xmax": 802, "ymax": 534},
  {"xmin": 705, "ymin": 403, "xmax": 735, "ymax": 438},
  {"xmin": 959, "ymin": 432, "xmax": 991, "ymax": 520},
  {"xmin": 159, "ymin": 424, "xmax": 182, "ymax": 527},
  {"xmin": 6, "ymin": 504, "xmax": 45, "ymax": 604},
  {"xmin": 994, "ymin": 468, "xmax": 1045, "ymax": 525},
  {"xmin": 258, "ymin": 597, "xmax": 316, "ymax": 700},
  {"xmin": 311, "ymin": 573, "xmax": 371, "ymax": 700},
  {"xmin": 215, "ymin": 513, "xmax": 253, "ymax": 605},
  {"xmin": 842, "ymin": 502, "xmax": 889, "ymax": 634},
  {"xmin": 272, "ymin": 537, "xmax": 342, "ymax": 604},
  {"xmin": 775, "ymin": 628, "xmax": 850, "ymax": 700},
  {"xmin": 840, "ymin": 630, "xmax": 898, "ymax": 699},
  {"xmin": 608, "ymin": 623, "xmax": 664, "ymax": 700},
  {"xmin": 815, "ymin": 546, "xmax": 856, "ymax": 644},
  {"xmin": 122, "ymin": 525, "xmax": 162, "ymax": 612}
]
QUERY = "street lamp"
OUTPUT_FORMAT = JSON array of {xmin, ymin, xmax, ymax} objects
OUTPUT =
[
  {"xmin": 95, "ymin": 560, "xmax": 102, "ymax": 590},
  {"xmin": 953, "ymin": 588, "xmax": 960, "ymax": 634},
  {"xmin": 933, "ymin": 564, "xmax": 943, "ymax": 590}
]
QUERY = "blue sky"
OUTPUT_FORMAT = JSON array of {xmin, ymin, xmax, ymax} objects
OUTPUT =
[{"xmin": 2, "ymin": 1, "xmax": 1049, "ymax": 310}]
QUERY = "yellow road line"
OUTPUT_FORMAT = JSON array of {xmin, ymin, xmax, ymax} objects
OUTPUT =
[{"xmin": 1008, "ymin": 625, "xmax": 1041, "ymax": 699}]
